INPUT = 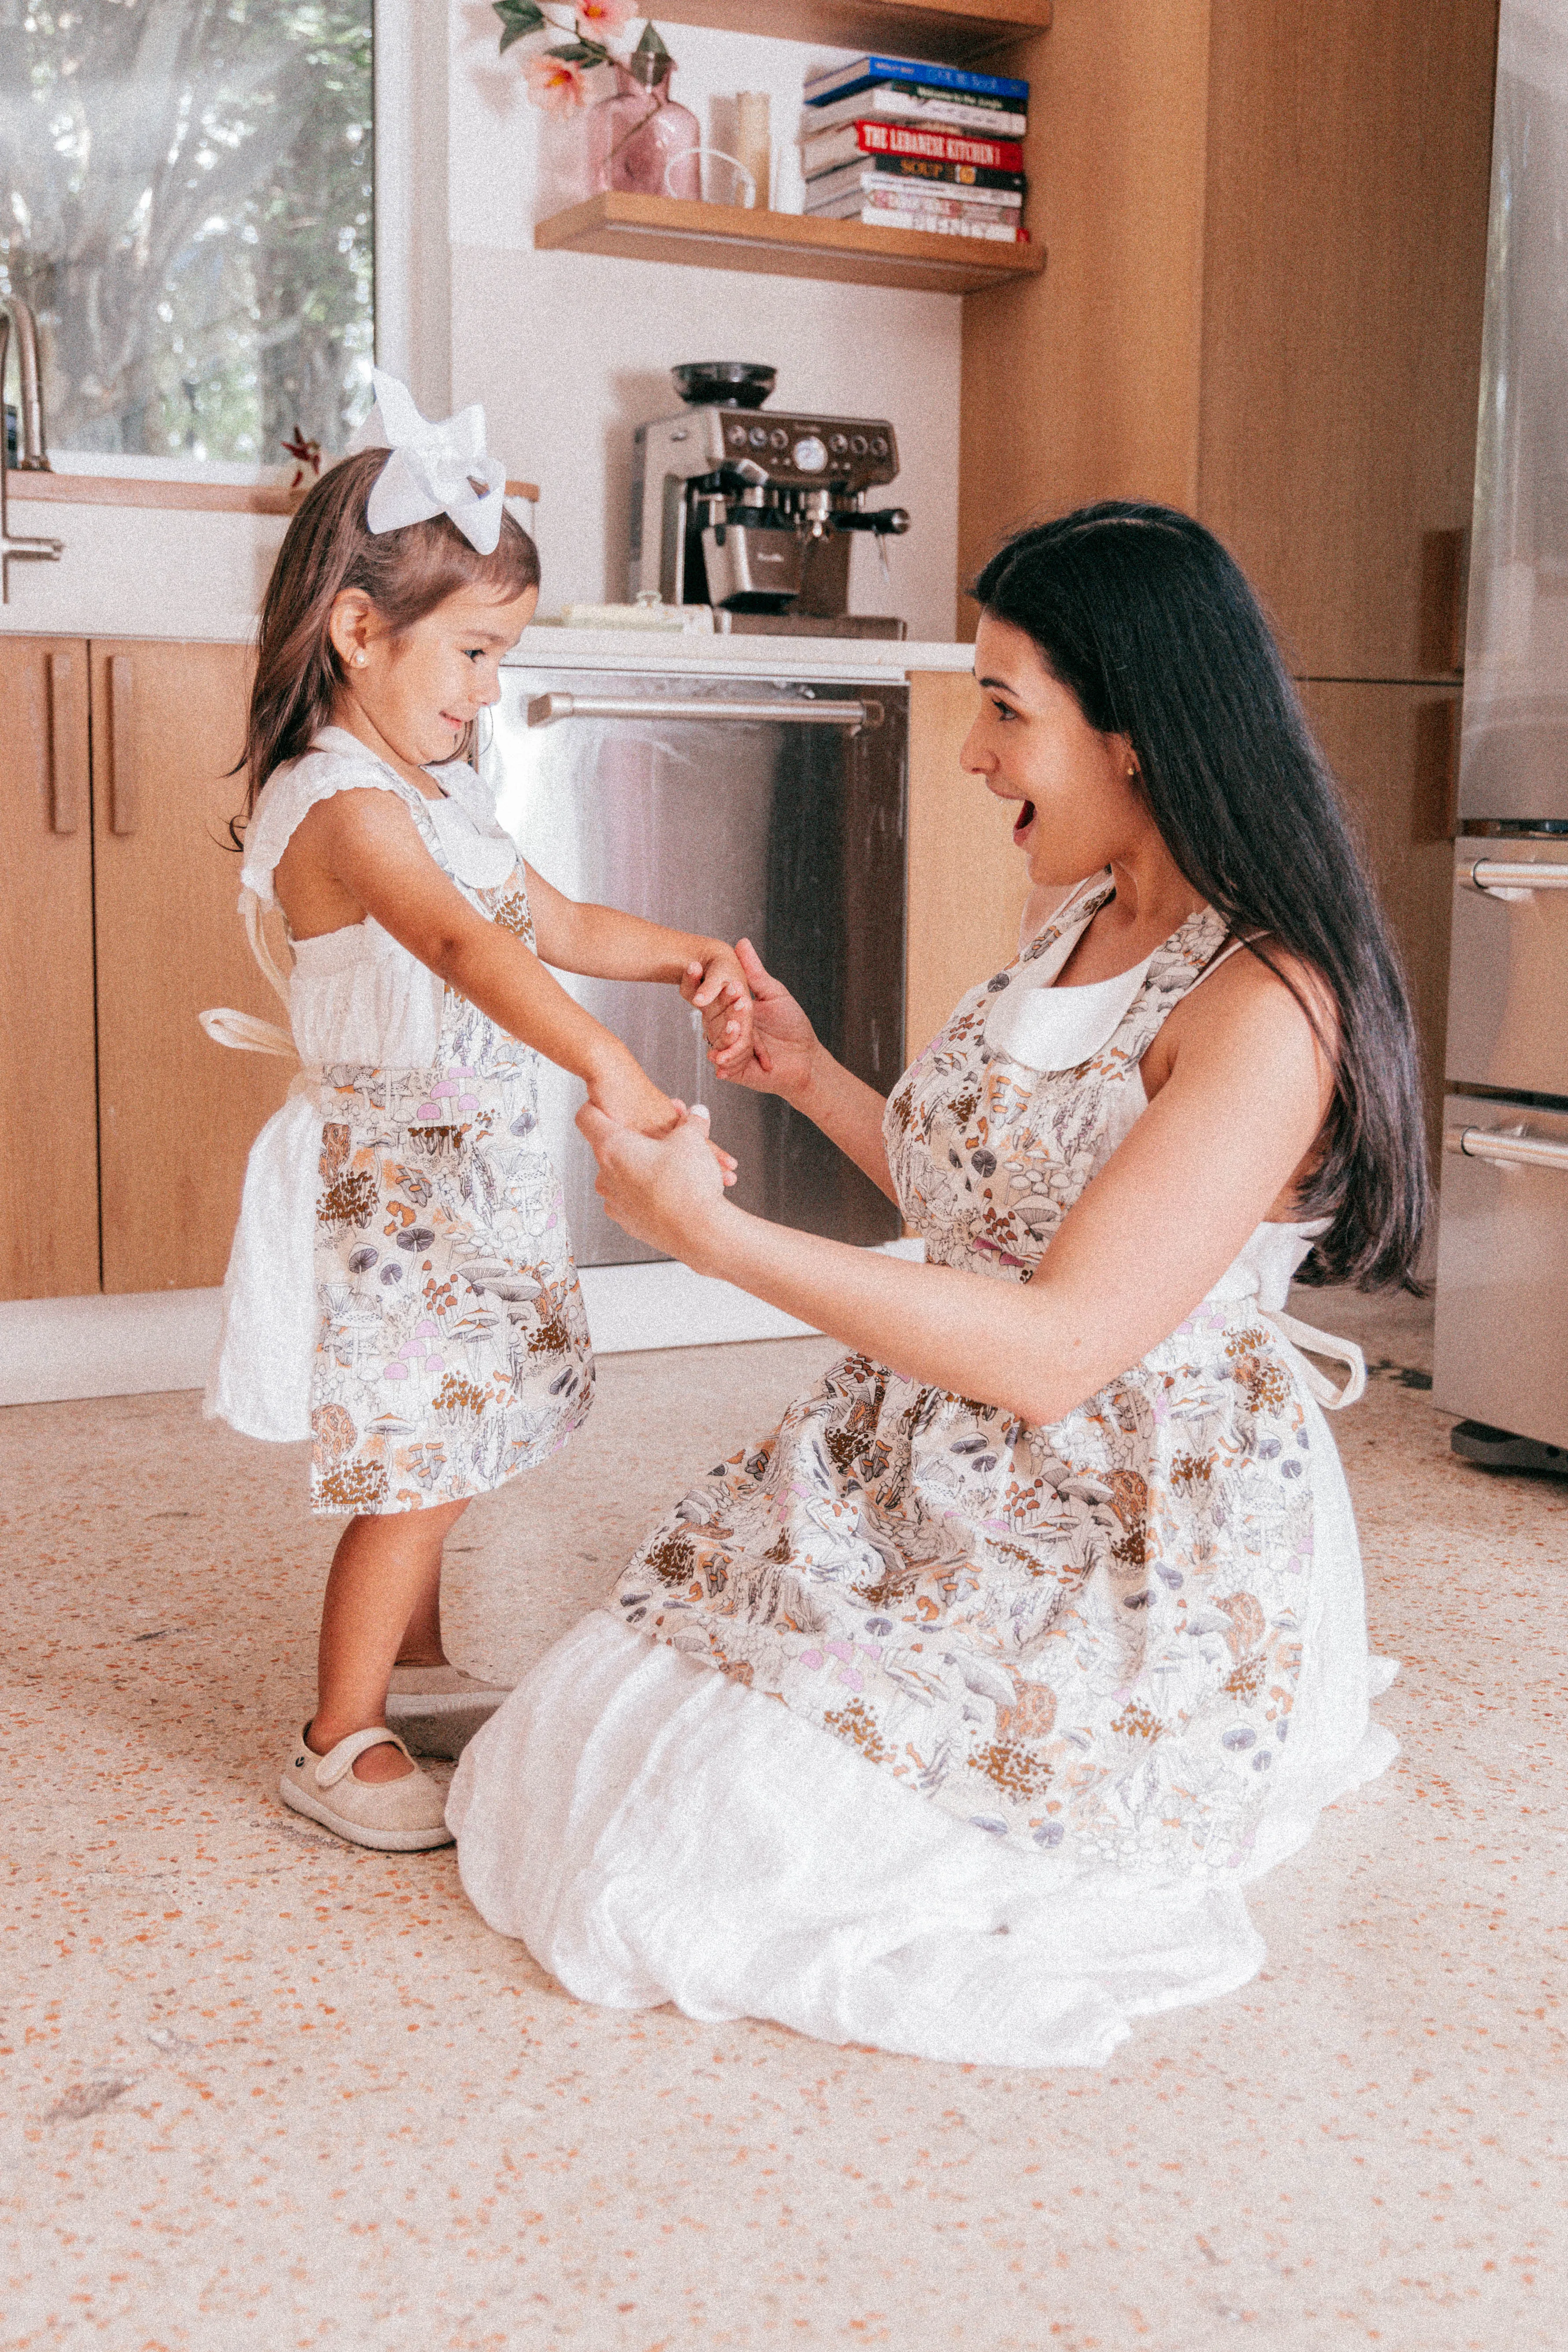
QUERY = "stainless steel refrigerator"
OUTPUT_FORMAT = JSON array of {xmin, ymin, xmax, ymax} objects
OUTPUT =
[{"xmin": 1433, "ymin": 0, "xmax": 1568, "ymax": 1468}]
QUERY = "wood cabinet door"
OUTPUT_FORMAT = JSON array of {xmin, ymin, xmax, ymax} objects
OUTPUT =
[
  {"xmin": 0, "ymin": 635, "xmax": 99, "ymax": 1299},
  {"xmin": 1197, "ymin": 0, "xmax": 1497, "ymax": 679},
  {"xmin": 906, "ymin": 669, "xmax": 1031, "ymax": 1058},
  {"xmin": 90, "ymin": 640, "xmax": 294, "ymax": 1293},
  {"xmin": 1300, "ymin": 679, "xmax": 1460, "ymax": 1164}
]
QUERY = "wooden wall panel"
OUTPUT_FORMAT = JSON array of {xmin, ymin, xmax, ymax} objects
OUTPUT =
[
  {"xmin": 1197, "ymin": 0, "xmax": 1498, "ymax": 678},
  {"xmin": 1300, "ymin": 680, "xmax": 1460, "ymax": 1164},
  {"xmin": 905, "ymin": 668, "xmax": 1032, "ymax": 1058},
  {"xmin": 0, "ymin": 636, "xmax": 99, "ymax": 1299},
  {"xmin": 956, "ymin": 0, "xmax": 1214, "ymax": 634},
  {"xmin": 91, "ymin": 640, "xmax": 293, "ymax": 1293}
]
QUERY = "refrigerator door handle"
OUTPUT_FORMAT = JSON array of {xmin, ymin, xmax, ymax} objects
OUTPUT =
[
  {"xmin": 1450, "ymin": 1123, "xmax": 1568, "ymax": 1172},
  {"xmin": 526, "ymin": 691, "xmax": 882, "ymax": 732},
  {"xmin": 1464, "ymin": 857, "xmax": 1568, "ymax": 898}
]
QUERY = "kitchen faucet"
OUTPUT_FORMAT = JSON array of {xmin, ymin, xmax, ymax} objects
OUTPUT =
[{"xmin": 0, "ymin": 294, "xmax": 63, "ymax": 601}]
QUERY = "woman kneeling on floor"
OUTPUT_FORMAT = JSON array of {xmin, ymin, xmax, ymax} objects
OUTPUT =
[{"xmin": 449, "ymin": 502, "xmax": 1422, "ymax": 2070}]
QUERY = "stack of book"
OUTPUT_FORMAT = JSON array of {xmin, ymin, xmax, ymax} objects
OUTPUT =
[{"xmin": 800, "ymin": 53, "xmax": 1028, "ymax": 243}]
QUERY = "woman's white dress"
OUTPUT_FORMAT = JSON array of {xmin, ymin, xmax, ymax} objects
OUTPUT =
[{"xmin": 449, "ymin": 876, "xmax": 1396, "ymax": 2067}]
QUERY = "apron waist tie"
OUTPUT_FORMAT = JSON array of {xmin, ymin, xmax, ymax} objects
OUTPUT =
[
  {"xmin": 1260, "ymin": 1306, "xmax": 1367, "ymax": 1411},
  {"xmin": 196, "ymin": 1007, "xmax": 321, "ymax": 1102}
]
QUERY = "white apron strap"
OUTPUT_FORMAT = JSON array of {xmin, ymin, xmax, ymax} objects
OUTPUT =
[
  {"xmin": 200, "ymin": 886, "xmax": 298, "ymax": 1062},
  {"xmin": 1262, "ymin": 1306, "xmax": 1368, "ymax": 1411}
]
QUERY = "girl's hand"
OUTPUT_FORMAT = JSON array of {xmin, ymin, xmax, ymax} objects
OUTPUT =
[
  {"xmin": 680, "ymin": 943, "xmax": 755, "ymax": 1075},
  {"xmin": 712, "ymin": 937, "xmax": 821, "ymax": 1103},
  {"xmin": 576, "ymin": 1102, "xmax": 730, "ymax": 1264},
  {"xmin": 587, "ymin": 1057, "xmax": 737, "ymax": 1186}
]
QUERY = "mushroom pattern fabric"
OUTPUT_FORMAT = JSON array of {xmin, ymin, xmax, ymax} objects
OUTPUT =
[
  {"xmin": 602, "ymin": 874, "xmax": 1374, "ymax": 1868},
  {"xmin": 206, "ymin": 731, "xmax": 593, "ymax": 1515}
]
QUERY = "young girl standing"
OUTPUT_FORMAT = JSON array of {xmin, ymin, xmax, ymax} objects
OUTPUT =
[{"xmin": 205, "ymin": 375, "xmax": 750, "ymax": 1855}]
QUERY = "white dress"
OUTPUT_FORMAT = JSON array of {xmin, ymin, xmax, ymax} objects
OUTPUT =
[
  {"xmin": 204, "ymin": 726, "xmax": 593, "ymax": 1514},
  {"xmin": 449, "ymin": 878, "xmax": 1396, "ymax": 2066}
]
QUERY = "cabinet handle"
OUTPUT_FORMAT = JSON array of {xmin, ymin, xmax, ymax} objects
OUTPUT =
[
  {"xmin": 108, "ymin": 653, "xmax": 137, "ymax": 835},
  {"xmin": 47, "ymin": 650, "xmax": 83, "ymax": 833}
]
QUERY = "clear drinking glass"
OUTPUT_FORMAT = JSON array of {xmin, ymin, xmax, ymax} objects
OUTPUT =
[{"xmin": 586, "ymin": 59, "xmax": 700, "ymax": 198}]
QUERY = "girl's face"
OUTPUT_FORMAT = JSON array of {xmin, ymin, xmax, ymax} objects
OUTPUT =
[
  {"xmin": 330, "ymin": 579, "xmax": 539, "ymax": 769},
  {"xmin": 962, "ymin": 613, "xmax": 1149, "ymax": 887}
]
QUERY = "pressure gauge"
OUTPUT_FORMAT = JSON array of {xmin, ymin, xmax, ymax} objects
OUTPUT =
[{"xmin": 792, "ymin": 435, "xmax": 829, "ymax": 473}]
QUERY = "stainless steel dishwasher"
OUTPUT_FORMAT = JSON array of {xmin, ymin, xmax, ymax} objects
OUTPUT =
[{"xmin": 489, "ymin": 667, "xmax": 908, "ymax": 1267}]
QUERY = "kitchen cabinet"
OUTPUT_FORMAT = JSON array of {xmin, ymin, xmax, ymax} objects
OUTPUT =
[
  {"xmin": 907, "ymin": 669, "xmax": 1028, "ymax": 1057},
  {"xmin": 1, "ymin": 636, "xmax": 98, "ymax": 1299},
  {"xmin": 0, "ymin": 635, "xmax": 292, "ymax": 1304},
  {"xmin": 91, "ymin": 640, "xmax": 293, "ymax": 1294},
  {"xmin": 957, "ymin": 0, "xmax": 1496, "ymax": 680},
  {"xmin": 1297, "ymin": 681, "xmax": 1461, "ymax": 1164}
]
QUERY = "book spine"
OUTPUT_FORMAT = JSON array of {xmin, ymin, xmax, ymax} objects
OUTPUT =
[
  {"xmin": 805, "ymin": 55, "xmax": 1030, "ymax": 104},
  {"xmin": 808, "ymin": 169, "xmax": 1023, "ymax": 210},
  {"xmin": 827, "ymin": 121, "xmax": 1026, "ymax": 172},
  {"xmin": 860, "ymin": 190, "xmax": 1021, "ymax": 224},
  {"xmin": 801, "ymin": 122, "xmax": 1027, "ymax": 174},
  {"xmin": 864, "ymin": 157, "xmax": 1027, "ymax": 194},
  {"xmin": 856, "ymin": 212, "xmax": 1025, "ymax": 243},
  {"xmin": 808, "ymin": 93, "xmax": 1030, "ymax": 140}
]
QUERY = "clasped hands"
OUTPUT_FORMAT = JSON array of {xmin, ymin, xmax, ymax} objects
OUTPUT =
[{"xmin": 578, "ymin": 937, "xmax": 818, "ymax": 1260}]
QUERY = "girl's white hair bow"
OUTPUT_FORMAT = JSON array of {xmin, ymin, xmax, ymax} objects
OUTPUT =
[{"xmin": 348, "ymin": 369, "xmax": 508, "ymax": 555}]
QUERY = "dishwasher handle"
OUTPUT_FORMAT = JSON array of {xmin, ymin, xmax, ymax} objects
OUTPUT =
[
  {"xmin": 1463, "ymin": 857, "xmax": 1568, "ymax": 896},
  {"xmin": 1450, "ymin": 1124, "xmax": 1568, "ymax": 1173},
  {"xmin": 526, "ymin": 690, "xmax": 882, "ymax": 732}
]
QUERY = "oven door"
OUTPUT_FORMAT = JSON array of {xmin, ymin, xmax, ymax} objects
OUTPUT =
[
  {"xmin": 1445, "ymin": 843, "xmax": 1568, "ymax": 1098},
  {"xmin": 1432, "ymin": 1102, "xmax": 1568, "ymax": 1449}
]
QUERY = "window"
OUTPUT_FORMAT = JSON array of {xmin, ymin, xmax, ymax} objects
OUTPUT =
[{"xmin": 0, "ymin": 0, "xmax": 374, "ymax": 467}]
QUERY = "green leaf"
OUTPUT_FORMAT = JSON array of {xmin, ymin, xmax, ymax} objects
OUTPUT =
[
  {"xmin": 493, "ymin": 0, "xmax": 546, "ymax": 54},
  {"xmin": 634, "ymin": 22, "xmax": 671, "ymax": 59},
  {"xmin": 546, "ymin": 39, "xmax": 606, "ymax": 63}
]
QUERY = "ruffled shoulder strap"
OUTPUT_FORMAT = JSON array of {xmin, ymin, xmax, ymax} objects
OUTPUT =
[{"xmin": 240, "ymin": 728, "xmax": 437, "ymax": 911}]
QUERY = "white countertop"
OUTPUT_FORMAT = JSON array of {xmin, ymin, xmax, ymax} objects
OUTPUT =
[{"xmin": 0, "ymin": 487, "xmax": 975, "ymax": 672}]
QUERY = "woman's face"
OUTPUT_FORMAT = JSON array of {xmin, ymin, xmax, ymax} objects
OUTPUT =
[{"xmin": 962, "ymin": 614, "xmax": 1148, "ymax": 887}]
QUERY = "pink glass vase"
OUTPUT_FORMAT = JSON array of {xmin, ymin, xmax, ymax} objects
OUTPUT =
[{"xmin": 586, "ymin": 59, "xmax": 698, "ymax": 197}]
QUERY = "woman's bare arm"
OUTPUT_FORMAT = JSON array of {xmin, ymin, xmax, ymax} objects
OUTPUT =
[{"xmin": 582, "ymin": 950, "xmax": 1335, "ymax": 1425}]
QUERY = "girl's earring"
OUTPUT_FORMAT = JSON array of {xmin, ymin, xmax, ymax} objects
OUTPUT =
[{"xmin": 353, "ymin": 651, "xmax": 368, "ymax": 668}]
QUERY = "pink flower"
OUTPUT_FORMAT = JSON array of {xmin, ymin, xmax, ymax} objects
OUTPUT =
[
  {"xmin": 526, "ymin": 53, "xmax": 589, "ymax": 114},
  {"xmin": 575, "ymin": 0, "xmax": 636, "ymax": 27}
]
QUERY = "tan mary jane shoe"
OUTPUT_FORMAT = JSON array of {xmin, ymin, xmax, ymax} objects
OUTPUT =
[{"xmin": 279, "ymin": 1724, "xmax": 454, "ymax": 1852}]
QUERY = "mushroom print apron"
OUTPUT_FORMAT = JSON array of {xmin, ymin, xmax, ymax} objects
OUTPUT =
[
  {"xmin": 610, "ymin": 875, "xmax": 1362, "ymax": 1873},
  {"xmin": 308, "ymin": 863, "xmax": 593, "ymax": 1515}
]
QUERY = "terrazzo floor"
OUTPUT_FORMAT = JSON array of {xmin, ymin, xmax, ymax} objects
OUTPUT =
[{"xmin": 0, "ymin": 1289, "xmax": 1562, "ymax": 2351}]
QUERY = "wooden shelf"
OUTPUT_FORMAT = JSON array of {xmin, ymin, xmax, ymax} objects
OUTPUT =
[
  {"xmin": 654, "ymin": 0, "xmax": 1050, "ymax": 64},
  {"xmin": 535, "ymin": 193, "xmax": 1044, "ymax": 297}
]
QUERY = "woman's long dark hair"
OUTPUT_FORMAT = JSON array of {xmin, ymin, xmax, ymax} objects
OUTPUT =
[
  {"xmin": 234, "ymin": 448, "xmax": 540, "ymax": 825},
  {"xmin": 973, "ymin": 501, "xmax": 1428, "ymax": 1293}
]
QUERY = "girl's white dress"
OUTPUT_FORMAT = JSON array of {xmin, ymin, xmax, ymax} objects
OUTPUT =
[
  {"xmin": 449, "ymin": 876, "xmax": 1397, "ymax": 2068},
  {"xmin": 205, "ymin": 727, "xmax": 593, "ymax": 1514}
]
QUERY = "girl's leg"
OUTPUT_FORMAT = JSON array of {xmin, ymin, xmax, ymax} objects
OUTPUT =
[{"xmin": 308, "ymin": 1497, "xmax": 470, "ymax": 1783}]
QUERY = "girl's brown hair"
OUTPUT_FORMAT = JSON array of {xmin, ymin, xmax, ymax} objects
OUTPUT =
[{"xmin": 235, "ymin": 447, "xmax": 540, "ymax": 823}]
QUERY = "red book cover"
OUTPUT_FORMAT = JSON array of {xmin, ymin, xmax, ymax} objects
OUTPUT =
[{"xmin": 856, "ymin": 119, "xmax": 1024, "ymax": 172}]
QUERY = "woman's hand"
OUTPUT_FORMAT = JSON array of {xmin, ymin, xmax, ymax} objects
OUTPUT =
[
  {"xmin": 586, "ymin": 1057, "xmax": 738, "ymax": 1187},
  {"xmin": 577, "ymin": 1101, "xmax": 731, "ymax": 1262},
  {"xmin": 709, "ymin": 938, "xmax": 821, "ymax": 1101},
  {"xmin": 680, "ymin": 942, "xmax": 755, "ymax": 1070}
]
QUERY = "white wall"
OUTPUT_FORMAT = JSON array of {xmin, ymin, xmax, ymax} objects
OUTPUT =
[{"xmin": 441, "ymin": 7, "xmax": 964, "ymax": 643}]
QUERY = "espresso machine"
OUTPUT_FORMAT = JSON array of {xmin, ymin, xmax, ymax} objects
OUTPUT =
[{"xmin": 628, "ymin": 362, "xmax": 911, "ymax": 638}]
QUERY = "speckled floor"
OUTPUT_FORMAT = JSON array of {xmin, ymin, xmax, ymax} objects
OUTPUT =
[{"xmin": 1, "ymin": 1291, "xmax": 1562, "ymax": 2352}]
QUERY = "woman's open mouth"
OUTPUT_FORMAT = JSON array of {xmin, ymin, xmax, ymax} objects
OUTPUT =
[{"xmin": 1013, "ymin": 799, "xmax": 1036, "ymax": 843}]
